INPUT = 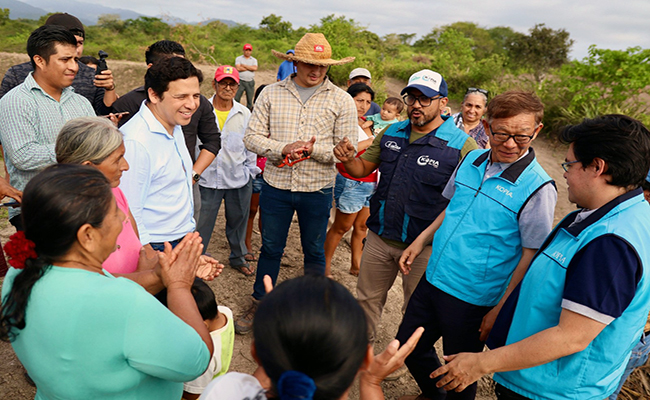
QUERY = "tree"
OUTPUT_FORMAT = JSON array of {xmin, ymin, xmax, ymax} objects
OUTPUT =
[
  {"xmin": 97, "ymin": 14, "xmax": 124, "ymax": 33},
  {"xmin": 507, "ymin": 23, "xmax": 574, "ymax": 82},
  {"xmin": 0, "ymin": 8, "xmax": 10, "ymax": 25},
  {"xmin": 259, "ymin": 14, "xmax": 293, "ymax": 37},
  {"xmin": 398, "ymin": 33, "xmax": 416, "ymax": 46}
]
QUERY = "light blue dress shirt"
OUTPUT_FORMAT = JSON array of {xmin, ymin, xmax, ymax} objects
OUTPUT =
[
  {"xmin": 198, "ymin": 98, "xmax": 260, "ymax": 190},
  {"xmin": 119, "ymin": 101, "xmax": 195, "ymax": 244}
]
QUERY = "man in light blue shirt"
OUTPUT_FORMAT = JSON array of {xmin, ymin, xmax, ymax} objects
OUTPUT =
[
  {"xmin": 119, "ymin": 57, "xmax": 203, "ymax": 249},
  {"xmin": 0, "ymin": 25, "xmax": 95, "ymax": 230},
  {"xmin": 197, "ymin": 65, "xmax": 259, "ymax": 275}
]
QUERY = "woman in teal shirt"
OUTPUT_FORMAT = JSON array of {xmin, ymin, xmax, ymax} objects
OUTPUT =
[{"xmin": 0, "ymin": 164, "xmax": 213, "ymax": 399}]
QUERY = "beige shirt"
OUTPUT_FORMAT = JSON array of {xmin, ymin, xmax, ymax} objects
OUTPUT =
[{"xmin": 244, "ymin": 77, "xmax": 358, "ymax": 192}]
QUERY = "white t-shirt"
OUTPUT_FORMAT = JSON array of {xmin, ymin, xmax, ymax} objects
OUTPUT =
[
  {"xmin": 235, "ymin": 55, "xmax": 258, "ymax": 82},
  {"xmin": 184, "ymin": 306, "xmax": 235, "ymax": 394},
  {"xmin": 199, "ymin": 372, "xmax": 267, "ymax": 400},
  {"xmin": 358, "ymin": 125, "xmax": 372, "ymax": 141}
]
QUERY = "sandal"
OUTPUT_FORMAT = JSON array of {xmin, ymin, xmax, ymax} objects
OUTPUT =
[
  {"xmin": 244, "ymin": 252, "xmax": 258, "ymax": 262},
  {"xmin": 231, "ymin": 263, "xmax": 255, "ymax": 276}
]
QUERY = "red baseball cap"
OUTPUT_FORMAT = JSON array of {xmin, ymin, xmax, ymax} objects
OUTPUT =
[
  {"xmin": 243, "ymin": 43, "xmax": 252, "ymax": 50},
  {"xmin": 214, "ymin": 65, "xmax": 240, "ymax": 83}
]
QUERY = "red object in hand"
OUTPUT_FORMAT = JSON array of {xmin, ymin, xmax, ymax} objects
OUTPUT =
[{"xmin": 278, "ymin": 152, "xmax": 311, "ymax": 168}]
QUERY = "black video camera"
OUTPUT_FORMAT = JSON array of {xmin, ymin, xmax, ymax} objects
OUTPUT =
[{"xmin": 96, "ymin": 50, "xmax": 109, "ymax": 74}]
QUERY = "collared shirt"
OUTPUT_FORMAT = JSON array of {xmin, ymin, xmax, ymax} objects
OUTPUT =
[
  {"xmin": 112, "ymin": 86, "xmax": 221, "ymax": 161},
  {"xmin": 442, "ymin": 149, "xmax": 557, "ymax": 249},
  {"xmin": 199, "ymin": 98, "xmax": 260, "ymax": 190},
  {"xmin": 0, "ymin": 72, "xmax": 95, "ymax": 219},
  {"xmin": 119, "ymin": 100, "xmax": 195, "ymax": 244},
  {"xmin": 243, "ymin": 77, "xmax": 358, "ymax": 192},
  {"xmin": 452, "ymin": 112, "xmax": 488, "ymax": 149},
  {"xmin": 0, "ymin": 61, "xmax": 110, "ymax": 115}
]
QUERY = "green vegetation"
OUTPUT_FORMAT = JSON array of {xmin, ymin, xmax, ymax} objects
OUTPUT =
[{"xmin": 0, "ymin": 9, "xmax": 648, "ymax": 133}]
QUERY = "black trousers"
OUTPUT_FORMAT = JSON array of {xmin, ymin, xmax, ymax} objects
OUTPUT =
[
  {"xmin": 396, "ymin": 278, "xmax": 492, "ymax": 400},
  {"xmin": 495, "ymin": 384, "xmax": 531, "ymax": 400}
]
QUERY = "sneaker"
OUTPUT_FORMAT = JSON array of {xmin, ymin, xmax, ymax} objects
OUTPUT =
[{"xmin": 235, "ymin": 297, "xmax": 259, "ymax": 335}]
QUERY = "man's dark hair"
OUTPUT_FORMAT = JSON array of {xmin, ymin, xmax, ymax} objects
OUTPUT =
[
  {"xmin": 44, "ymin": 13, "xmax": 85, "ymax": 39},
  {"xmin": 27, "ymin": 25, "xmax": 78, "ymax": 69},
  {"xmin": 144, "ymin": 56, "xmax": 203, "ymax": 100},
  {"xmin": 384, "ymin": 97, "xmax": 404, "ymax": 114},
  {"xmin": 560, "ymin": 114, "xmax": 650, "ymax": 189},
  {"xmin": 347, "ymin": 82, "xmax": 375, "ymax": 101},
  {"xmin": 79, "ymin": 55, "xmax": 98, "ymax": 66},
  {"xmin": 145, "ymin": 40, "xmax": 186, "ymax": 66},
  {"xmin": 486, "ymin": 90, "xmax": 544, "ymax": 125}
]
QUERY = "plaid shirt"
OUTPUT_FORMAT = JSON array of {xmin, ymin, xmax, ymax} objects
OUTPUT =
[
  {"xmin": 0, "ymin": 72, "xmax": 95, "ymax": 219},
  {"xmin": 244, "ymin": 77, "xmax": 358, "ymax": 192}
]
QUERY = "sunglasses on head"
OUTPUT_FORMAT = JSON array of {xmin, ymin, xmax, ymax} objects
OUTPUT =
[{"xmin": 466, "ymin": 87, "xmax": 489, "ymax": 96}]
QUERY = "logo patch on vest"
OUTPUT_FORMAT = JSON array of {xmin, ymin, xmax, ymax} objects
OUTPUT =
[
  {"xmin": 551, "ymin": 251, "xmax": 566, "ymax": 264},
  {"xmin": 495, "ymin": 185, "xmax": 513, "ymax": 198},
  {"xmin": 385, "ymin": 141, "xmax": 401, "ymax": 151},
  {"xmin": 417, "ymin": 155, "xmax": 439, "ymax": 168}
]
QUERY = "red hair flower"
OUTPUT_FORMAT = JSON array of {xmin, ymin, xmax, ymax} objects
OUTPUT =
[{"xmin": 3, "ymin": 231, "xmax": 37, "ymax": 269}]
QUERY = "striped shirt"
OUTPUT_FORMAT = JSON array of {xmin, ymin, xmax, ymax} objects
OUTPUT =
[
  {"xmin": 243, "ymin": 77, "xmax": 358, "ymax": 192},
  {"xmin": 0, "ymin": 72, "xmax": 95, "ymax": 219}
]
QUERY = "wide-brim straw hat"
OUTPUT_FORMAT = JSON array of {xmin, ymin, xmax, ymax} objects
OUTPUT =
[{"xmin": 272, "ymin": 33, "xmax": 355, "ymax": 66}]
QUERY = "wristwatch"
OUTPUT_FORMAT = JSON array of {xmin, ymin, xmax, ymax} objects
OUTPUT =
[{"xmin": 192, "ymin": 170, "xmax": 201, "ymax": 183}]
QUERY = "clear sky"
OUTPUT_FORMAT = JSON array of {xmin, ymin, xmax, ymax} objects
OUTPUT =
[{"xmin": 61, "ymin": 0, "xmax": 650, "ymax": 60}]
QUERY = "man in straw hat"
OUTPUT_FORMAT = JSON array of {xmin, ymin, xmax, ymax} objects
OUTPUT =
[{"xmin": 239, "ymin": 32, "xmax": 358, "ymax": 334}]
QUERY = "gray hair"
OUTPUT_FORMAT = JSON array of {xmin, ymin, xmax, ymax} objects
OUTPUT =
[
  {"xmin": 462, "ymin": 91, "xmax": 488, "ymax": 106},
  {"xmin": 56, "ymin": 117, "xmax": 123, "ymax": 165}
]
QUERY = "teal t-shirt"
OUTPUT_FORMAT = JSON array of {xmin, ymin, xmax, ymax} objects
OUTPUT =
[{"xmin": 2, "ymin": 266, "xmax": 210, "ymax": 400}]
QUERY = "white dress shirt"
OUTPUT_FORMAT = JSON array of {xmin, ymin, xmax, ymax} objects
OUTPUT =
[{"xmin": 119, "ymin": 100, "xmax": 195, "ymax": 244}]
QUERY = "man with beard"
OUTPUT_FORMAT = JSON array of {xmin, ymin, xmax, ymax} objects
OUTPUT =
[{"xmin": 333, "ymin": 69, "xmax": 477, "ymax": 345}]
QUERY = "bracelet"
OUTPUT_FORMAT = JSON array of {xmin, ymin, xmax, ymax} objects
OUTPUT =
[{"xmin": 106, "ymin": 83, "xmax": 116, "ymax": 91}]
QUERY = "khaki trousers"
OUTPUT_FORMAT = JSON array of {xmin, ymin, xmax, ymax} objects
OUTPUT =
[{"xmin": 356, "ymin": 230, "xmax": 432, "ymax": 341}]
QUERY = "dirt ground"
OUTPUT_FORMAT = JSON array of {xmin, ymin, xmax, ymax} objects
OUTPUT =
[{"xmin": 0, "ymin": 56, "xmax": 648, "ymax": 399}]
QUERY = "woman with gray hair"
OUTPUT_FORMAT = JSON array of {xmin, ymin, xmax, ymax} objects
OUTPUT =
[
  {"xmin": 452, "ymin": 88, "xmax": 489, "ymax": 149},
  {"xmin": 56, "ymin": 117, "xmax": 221, "ymax": 286}
]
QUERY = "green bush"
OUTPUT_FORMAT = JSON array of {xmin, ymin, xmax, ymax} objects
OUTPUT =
[{"xmin": 541, "ymin": 46, "xmax": 650, "ymax": 133}]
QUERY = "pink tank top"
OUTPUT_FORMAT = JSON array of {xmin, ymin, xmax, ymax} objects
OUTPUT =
[{"xmin": 103, "ymin": 187, "xmax": 142, "ymax": 274}]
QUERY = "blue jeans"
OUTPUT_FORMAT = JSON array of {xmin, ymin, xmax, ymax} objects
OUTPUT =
[
  {"xmin": 608, "ymin": 332, "xmax": 650, "ymax": 399},
  {"xmin": 334, "ymin": 173, "xmax": 375, "ymax": 214},
  {"xmin": 253, "ymin": 181, "xmax": 333, "ymax": 300},
  {"xmin": 149, "ymin": 238, "xmax": 183, "ymax": 251},
  {"xmin": 197, "ymin": 178, "xmax": 252, "ymax": 266}
]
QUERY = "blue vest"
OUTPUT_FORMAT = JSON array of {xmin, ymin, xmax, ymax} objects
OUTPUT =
[
  {"xmin": 494, "ymin": 191, "xmax": 650, "ymax": 400},
  {"xmin": 426, "ymin": 148, "xmax": 553, "ymax": 306},
  {"xmin": 366, "ymin": 117, "xmax": 470, "ymax": 244}
]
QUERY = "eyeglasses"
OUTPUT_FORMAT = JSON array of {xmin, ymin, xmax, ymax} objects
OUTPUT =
[
  {"xmin": 402, "ymin": 94, "xmax": 442, "ymax": 107},
  {"xmin": 217, "ymin": 81, "xmax": 239, "ymax": 89},
  {"xmin": 466, "ymin": 87, "xmax": 489, "ymax": 96},
  {"xmin": 489, "ymin": 124, "xmax": 538, "ymax": 144},
  {"xmin": 561, "ymin": 160, "xmax": 580, "ymax": 172}
]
